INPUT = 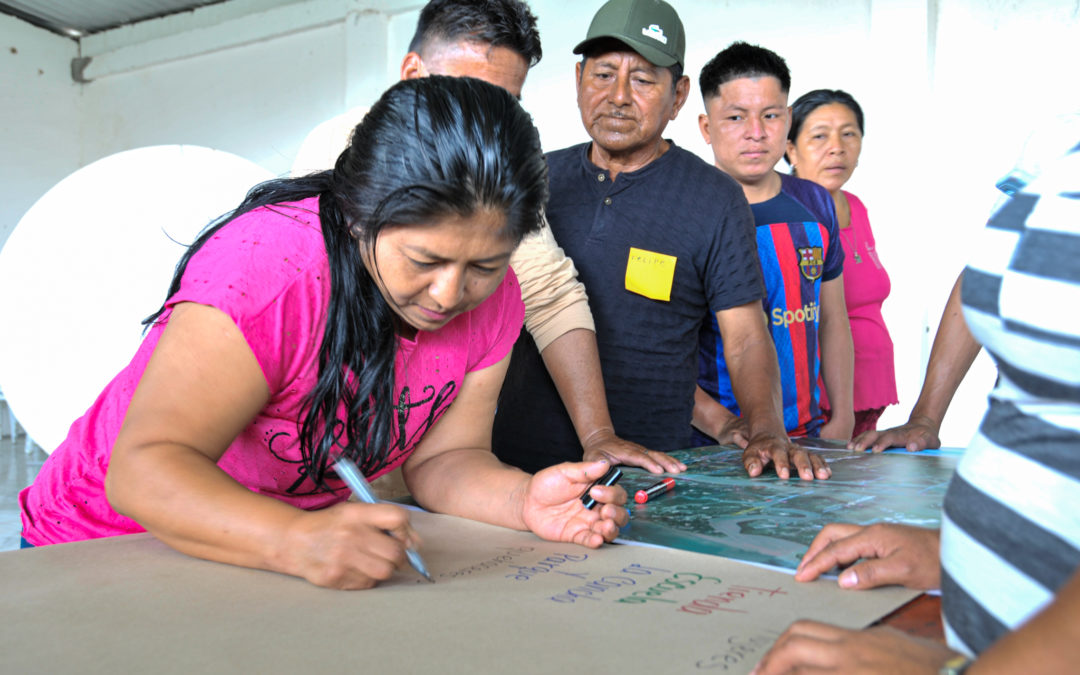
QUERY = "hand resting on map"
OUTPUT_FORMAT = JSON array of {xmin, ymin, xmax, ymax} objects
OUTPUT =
[
  {"xmin": 849, "ymin": 415, "xmax": 942, "ymax": 453},
  {"xmin": 793, "ymin": 523, "xmax": 941, "ymax": 591},
  {"xmin": 742, "ymin": 431, "xmax": 832, "ymax": 481},
  {"xmin": 580, "ymin": 428, "xmax": 687, "ymax": 475}
]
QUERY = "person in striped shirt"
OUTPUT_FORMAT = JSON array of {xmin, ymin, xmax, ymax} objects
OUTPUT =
[{"xmin": 752, "ymin": 119, "xmax": 1080, "ymax": 674}]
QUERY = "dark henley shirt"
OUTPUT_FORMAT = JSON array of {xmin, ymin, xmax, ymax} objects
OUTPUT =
[{"xmin": 493, "ymin": 141, "xmax": 763, "ymax": 471}]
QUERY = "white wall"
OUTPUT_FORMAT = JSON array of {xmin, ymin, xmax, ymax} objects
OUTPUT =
[
  {"xmin": 2, "ymin": 0, "xmax": 1078, "ymax": 447},
  {"xmin": 79, "ymin": 22, "xmax": 348, "ymax": 176},
  {"xmin": 74, "ymin": 1, "xmax": 415, "ymax": 180},
  {"xmin": 0, "ymin": 1, "xmax": 423, "ymax": 255},
  {"xmin": 0, "ymin": 13, "xmax": 81, "ymax": 249}
]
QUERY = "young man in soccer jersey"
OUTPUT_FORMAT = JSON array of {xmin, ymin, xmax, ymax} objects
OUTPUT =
[{"xmin": 694, "ymin": 42, "xmax": 854, "ymax": 442}]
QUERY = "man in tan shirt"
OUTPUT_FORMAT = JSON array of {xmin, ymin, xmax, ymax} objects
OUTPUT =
[{"xmin": 292, "ymin": 0, "xmax": 683, "ymax": 477}]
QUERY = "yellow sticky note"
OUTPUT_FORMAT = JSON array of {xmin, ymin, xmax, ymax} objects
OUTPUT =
[{"xmin": 625, "ymin": 247, "xmax": 677, "ymax": 302}]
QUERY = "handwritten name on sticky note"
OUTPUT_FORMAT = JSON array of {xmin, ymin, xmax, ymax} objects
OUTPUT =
[{"xmin": 625, "ymin": 247, "xmax": 677, "ymax": 301}]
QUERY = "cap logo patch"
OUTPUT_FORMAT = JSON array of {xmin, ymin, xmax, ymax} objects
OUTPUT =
[{"xmin": 641, "ymin": 24, "xmax": 668, "ymax": 44}]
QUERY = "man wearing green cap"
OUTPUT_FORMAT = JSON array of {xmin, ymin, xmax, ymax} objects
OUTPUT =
[
  {"xmin": 292, "ymin": 0, "xmax": 685, "ymax": 485},
  {"xmin": 493, "ymin": 0, "xmax": 830, "ymax": 480}
]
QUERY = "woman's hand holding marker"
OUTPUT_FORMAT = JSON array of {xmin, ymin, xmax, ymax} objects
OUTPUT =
[{"xmin": 521, "ymin": 460, "xmax": 629, "ymax": 548}]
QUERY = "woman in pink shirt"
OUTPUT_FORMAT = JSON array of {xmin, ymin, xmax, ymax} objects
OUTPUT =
[
  {"xmin": 785, "ymin": 90, "xmax": 897, "ymax": 437},
  {"xmin": 19, "ymin": 77, "xmax": 628, "ymax": 588}
]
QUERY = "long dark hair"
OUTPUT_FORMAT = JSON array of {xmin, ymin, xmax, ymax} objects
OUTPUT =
[{"xmin": 145, "ymin": 76, "xmax": 548, "ymax": 487}]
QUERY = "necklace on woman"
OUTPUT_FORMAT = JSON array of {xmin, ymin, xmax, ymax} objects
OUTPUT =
[
  {"xmin": 835, "ymin": 192, "xmax": 861, "ymax": 263},
  {"xmin": 841, "ymin": 226, "xmax": 862, "ymax": 263}
]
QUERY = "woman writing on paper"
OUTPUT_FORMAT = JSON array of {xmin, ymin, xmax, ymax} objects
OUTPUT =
[{"xmin": 19, "ymin": 77, "xmax": 627, "ymax": 589}]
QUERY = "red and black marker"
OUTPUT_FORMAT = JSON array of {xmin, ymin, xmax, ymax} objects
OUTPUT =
[{"xmin": 634, "ymin": 477, "xmax": 676, "ymax": 504}]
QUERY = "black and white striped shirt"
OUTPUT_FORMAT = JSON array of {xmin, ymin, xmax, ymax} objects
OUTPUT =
[{"xmin": 943, "ymin": 130, "xmax": 1080, "ymax": 655}]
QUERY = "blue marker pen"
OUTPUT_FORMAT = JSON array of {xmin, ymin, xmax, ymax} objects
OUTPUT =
[{"xmin": 333, "ymin": 456, "xmax": 435, "ymax": 583}]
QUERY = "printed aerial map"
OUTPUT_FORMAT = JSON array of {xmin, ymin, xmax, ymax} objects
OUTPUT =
[{"xmin": 617, "ymin": 444, "xmax": 961, "ymax": 570}]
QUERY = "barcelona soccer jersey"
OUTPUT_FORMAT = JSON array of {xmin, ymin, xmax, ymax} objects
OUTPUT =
[{"xmin": 696, "ymin": 176, "xmax": 843, "ymax": 439}]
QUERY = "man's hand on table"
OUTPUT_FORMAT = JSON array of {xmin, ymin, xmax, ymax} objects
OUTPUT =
[
  {"xmin": 741, "ymin": 432, "xmax": 831, "ymax": 480},
  {"xmin": 795, "ymin": 522, "xmax": 941, "ymax": 590},
  {"xmin": 580, "ymin": 429, "xmax": 686, "ymax": 474},
  {"xmin": 850, "ymin": 415, "xmax": 942, "ymax": 453}
]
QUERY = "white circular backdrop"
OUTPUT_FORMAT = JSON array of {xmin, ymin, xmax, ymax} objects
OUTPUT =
[{"xmin": 0, "ymin": 145, "xmax": 273, "ymax": 453}]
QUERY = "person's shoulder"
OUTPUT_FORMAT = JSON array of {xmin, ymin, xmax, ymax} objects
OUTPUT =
[
  {"xmin": 781, "ymin": 172, "xmax": 831, "ymax": 202},
  {"xmin": 843, "ymin": 189, "xmax": 866, "ymax": 210},
  {"xmin": 779, "ymin": 173, "xmax": 837, "ymax": 227},
  {"xmin": 208, "ymin": 196, "xmax": 326, "ymax": 270},
  {"xmin": 667, "ymin": 145, "xmax": 743, "ymax": 191},
  {"xmin": 230, "ymin": 196, "xmax": 322, "ymax": 238},
  {"xmin": 658, "ymin": 149, "xmax": 750, "ymax": 228},
  {"xmin": 665, "ymin": 143, "xmax": 713, "ymax": 171},
  {"xmin": 175, "ymin": 196, "xmax": 329, "ymax": 325},
  {"xmin": 545, "ymin": 143, "xmax": 589, "ymax": 167},
  {"xmin": 842, "ymin": 190, "xmax": 870, "ymax": 226},
  {"xmin": 477, "ymin": 267, "xmax": 522, "ymax": 316}
]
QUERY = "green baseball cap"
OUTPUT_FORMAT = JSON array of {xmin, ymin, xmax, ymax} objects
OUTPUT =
[{"xmin": 573, "ymin": 0, "xmax": 685, "ymax": 68}]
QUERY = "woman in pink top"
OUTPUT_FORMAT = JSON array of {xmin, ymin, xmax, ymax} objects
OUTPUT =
[
  {"xmin": 19, "ymin": 77, "xmax": 628, "ymax": 589},
  {"xmin": 785, "ymin": 90, "xmax": 897, "ymax": 437}
]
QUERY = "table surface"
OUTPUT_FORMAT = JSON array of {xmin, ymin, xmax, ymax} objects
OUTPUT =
[
  {"xmin": 622, "ymin": 444, "xmax": 952, "ymax": 644},
  {"xmin": 0, "ymin": 511, "xmax": 923, "ymax": 675},
  {"xmin": 617, "ymin": 446, "xmax": 959, "ymax": 570},
  {"xmin": 881, "ymin": 594, "xmax": 944, "ymax": 641},
  {"xmin": 384, "ymin": 444, "xmax": 954, "ymax": 644},
  {"xmin": 0, "ymin": 528, "xmax": 947, "ymax": 675}
]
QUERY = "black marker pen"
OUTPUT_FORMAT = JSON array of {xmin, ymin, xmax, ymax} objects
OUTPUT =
[{"xmin": 581, "ymin": 466, "xmax": 622, "ymax": 510}]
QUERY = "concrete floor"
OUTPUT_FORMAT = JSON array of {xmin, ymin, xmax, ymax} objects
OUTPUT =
[{"xmin": 0, "ymin": 430, "xmax": 45, "ymax": 551}]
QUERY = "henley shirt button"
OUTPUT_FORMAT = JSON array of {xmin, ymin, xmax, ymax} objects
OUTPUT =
[
  {"xmin": 603, "ymin": 197, "xmax": 612, "ymax": 205},
  {"xmin": 597, "ymin": 173, "xmax": 606, "ymax": 182}
]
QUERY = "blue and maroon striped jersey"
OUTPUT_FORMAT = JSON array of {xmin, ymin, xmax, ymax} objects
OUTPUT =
[{"xmin": 697, "ymin": 174, "xmax": 843, "ymax": 438}]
